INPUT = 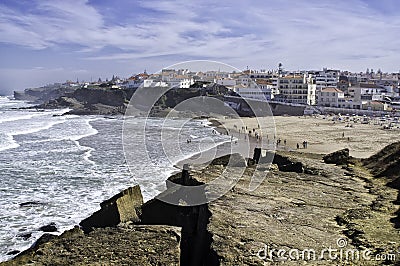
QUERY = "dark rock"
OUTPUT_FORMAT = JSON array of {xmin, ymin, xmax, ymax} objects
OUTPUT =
[
  {"xmin": 17, "ymin": 232, "xmax": 32, "ymax": 240},
  {"xmin": 323, "ymin": 148, "xmax": 350, "ymax": 165},
  {"xmin": 246, "ymin": 158, "xmax": 256, "ymax": 166},
  {"xmin": 39, "ymin": 223, "xmax": 57, "ymax": 232},
  {"xmin": 253, "ymin": 148, "xmax": 261, "ymax": 163},
  {"xmin": 80, "ymin": 185, "xmax": 143, "ymax": 233},
  {"xmin": 279, "ymin": 161, "xmax": 304, "ymax": 173},
  {"xmin": 304, "ymin": 167, "xmax": 321, "ymax": 175},
  {"xmin": 19, "ymin": 201, "xmax": 43, "ymax": 207},
  {"xmin": 6, "ymin": 250, "xmax": 19, "ymax": 256},
  {"xmin": 272, "ymin": 153, "xmax": 304, "ymax": 173},
  {"xmin": 208, "ymin": 153, "xmax": 246, "ymax": 167}
]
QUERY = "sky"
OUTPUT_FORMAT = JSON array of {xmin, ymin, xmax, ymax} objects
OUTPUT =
[{"xmin": 0, "ymin": 0, "xmax": 399, "ymax": 95}]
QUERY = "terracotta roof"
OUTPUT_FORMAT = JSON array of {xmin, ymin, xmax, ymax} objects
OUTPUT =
[{"xmin": 255, "ymin": 79, "xmax": 272, "ymax": 85}]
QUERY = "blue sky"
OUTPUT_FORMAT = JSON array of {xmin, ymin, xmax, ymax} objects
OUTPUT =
[{"xmin": 0, "ymin": 0, "xmax": 399, "ymax": 95}]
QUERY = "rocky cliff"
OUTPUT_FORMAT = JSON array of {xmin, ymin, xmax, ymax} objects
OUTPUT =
[
  {"xmin": 37, "ymin": 87, "xmax": 129, "ymax": 115},
  {"xmin": 14, "ymin": 87, "xmax": 76, "ymax": 104}
]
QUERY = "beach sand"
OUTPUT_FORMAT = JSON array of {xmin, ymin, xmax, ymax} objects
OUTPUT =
[{"xmin": 218, "ymin": 115, "xmax": 400, "ymax": 158}]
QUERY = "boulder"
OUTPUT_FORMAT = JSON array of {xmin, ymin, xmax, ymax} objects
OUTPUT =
[
  {"xmin": 39, "ymin": 223, "xmax": 57, "ymax": 232},
  {"xmin": 323, "ymin": 148, "xmax": 350, "ymax": 165},
  {"xmin": 272, "ymin": 153, "xmax": 304, "ymax": 173},
  {"xmin": 279, "ymin": 161, "xmax": 304, "ymax": 173},
  {"xmin": 17, "ymin": 232, "xmax": 32, "ymax": 240}
]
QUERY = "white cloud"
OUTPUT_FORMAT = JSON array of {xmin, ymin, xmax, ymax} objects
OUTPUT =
[{"xmin": 0, "ymin": 0, "xmax": 399, "ymax": 94}]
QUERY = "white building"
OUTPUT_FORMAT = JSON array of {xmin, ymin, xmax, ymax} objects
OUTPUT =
[
  {"xmin": 318, "ymin": 87, "xmax": 345, "ymax": 107},
  {"xmin": 233, "ymin": 83, "xmax": 272, "ymax": 101},
  {"xmin": 308, "ymin": 70, "xmax": 339, "ymax": 91},
  {"xmin": 179, "ymin": 78, "xmax": 194, "ymax": 88},
  {"xmin": 348, "ymin": 83, "xmax": 387, "ymax": 102},
  {"xmin": 215, "ymin": 78, "xmax": 236, "ymax": 87},
  {"xmin": 277, "ymin": 75, "xmax": 315, "ymax": 105},
  {"xmin": 143, "ymin": 79, "xmax": 169, "ymax": 88}
]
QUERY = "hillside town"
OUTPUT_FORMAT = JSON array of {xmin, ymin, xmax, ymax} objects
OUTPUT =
[{"xmin": 22, "ymin": 65, "xmax": 400, "ymax": 113}]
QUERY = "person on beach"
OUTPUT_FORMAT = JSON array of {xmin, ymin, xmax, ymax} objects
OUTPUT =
[
  {"xmin": 284, "ymin": 139, "xmax": 287, "ymax": 146},
  {"xmin": 297, "ymin": 143, "xmax": 300, "ymax": 149}
]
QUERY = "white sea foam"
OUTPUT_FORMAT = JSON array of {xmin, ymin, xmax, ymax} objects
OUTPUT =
[{"xmin": 0, "ymin": 113, "xmax": 229, "ymax": 262}]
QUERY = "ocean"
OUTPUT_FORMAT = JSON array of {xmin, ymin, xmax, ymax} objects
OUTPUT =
[{"xmin": 0, "ymin": 96, "xmax": 231, "ymax": 262}]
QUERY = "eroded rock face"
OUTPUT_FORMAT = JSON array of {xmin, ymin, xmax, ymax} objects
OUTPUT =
[
  {"xmin": 363, "ymin": 142, "xmax": 400, "ymax": 181},
  {"xmin": 190, "ymin": 151, "xmax": 400, "ymax": 265},
  {"xmin": 4, "ymin": 226, "xmax": 181, "ymax": 266},
  {"xmin": 80, "ymin": 185, "xmax": 143, "ymax": 232},
  {"xmin": 323, "ymin": 148, "xmax": 350, "ymax": 165}
]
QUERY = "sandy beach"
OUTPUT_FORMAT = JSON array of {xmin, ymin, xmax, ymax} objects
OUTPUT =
[{"xmin": 218, "ymin": 115, "xmax": 400, "ymax": 158}]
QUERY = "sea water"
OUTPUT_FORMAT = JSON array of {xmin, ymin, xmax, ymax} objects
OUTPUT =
[{"xmin": 0, "ymin": 96, "xmax": 230, "ymax": 262}]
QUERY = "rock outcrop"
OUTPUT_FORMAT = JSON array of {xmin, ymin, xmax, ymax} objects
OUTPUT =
[
  {"xmin": 36, "ymin": 87, "xmax": 128, "ymax": 115},
  {"xmin": 3, "ymin": 226, "xmax": 181, "ymax": 266},
  {"xmin": 14, "ymin": 87, "xmax": 76, "ymax": 104},
  {"xmin": 80, "ymin": 185, "xmax": 143, "ymax": 233},
  {"xmin": 38, "ymin": 223, "xmax": 57, "ymax": 233},
  {"xmin": 362, "ymin": 142, "xmax": 400, "ymax": 182},
  {"xmin": 323, "ymin": 148, "xmax": 351, "ymax": 165}
]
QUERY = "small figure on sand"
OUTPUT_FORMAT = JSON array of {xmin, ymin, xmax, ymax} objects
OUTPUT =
[
  {"xmin": 302, "ymin": 141, "xmax": 308, "ymax": 149},
  {"xmin": 297, "ymin": 143, "xmax": 300, "ymax": 149}
]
